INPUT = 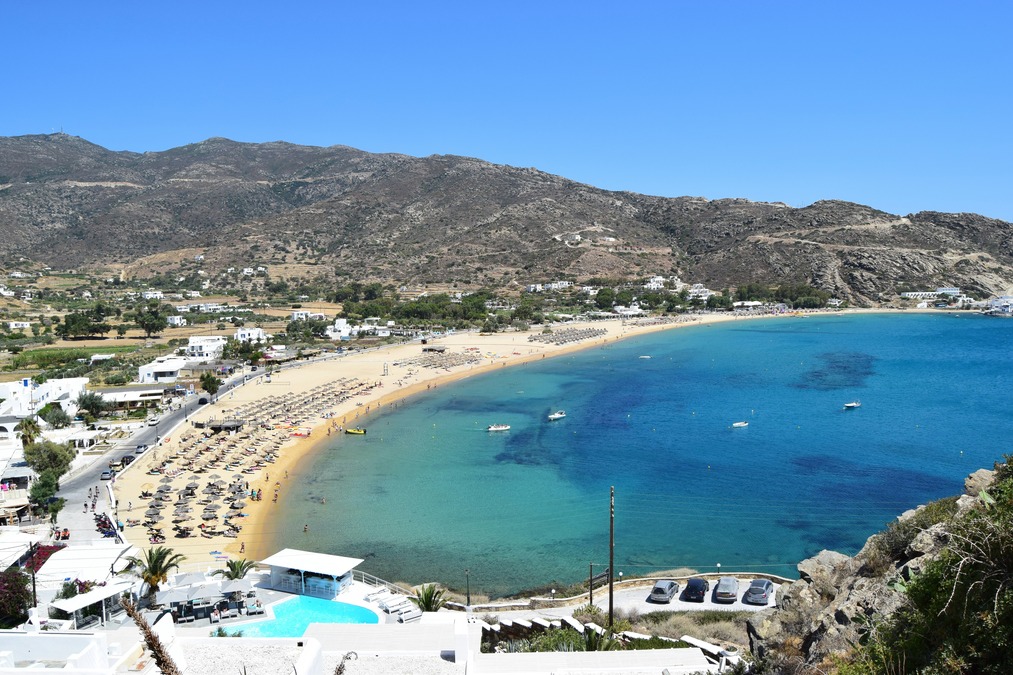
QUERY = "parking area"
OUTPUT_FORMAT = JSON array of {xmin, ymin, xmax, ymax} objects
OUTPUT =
[{"xmin": 594, "ymin": 577, "xmax": 781, "ymax": 615}]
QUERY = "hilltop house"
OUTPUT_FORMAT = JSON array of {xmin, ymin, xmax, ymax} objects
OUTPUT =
[
  {"xmin": 167, "ymin": 315, "xmax": 188, "ymax": 327},
  {"xmin": 7, "ymin": 321, "xmax": 31, "ymax": 331}
]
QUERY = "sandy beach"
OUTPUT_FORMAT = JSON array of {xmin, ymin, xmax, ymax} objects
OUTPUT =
[{"xmin": 112, "ymin": 309, "xmax": 849, "ymax": 571}]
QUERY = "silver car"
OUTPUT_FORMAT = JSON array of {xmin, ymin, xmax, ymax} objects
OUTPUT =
[
  {"xmin": 714, "ymin": 576, "xmax": 739, "ymax": 603},
  {"xmin": 647, "ymin": 580, "xmax": 679, "ymax": 603},
  {"xmin": 743, "ymin": 578, "xmax": 775, "ymax": 605}
]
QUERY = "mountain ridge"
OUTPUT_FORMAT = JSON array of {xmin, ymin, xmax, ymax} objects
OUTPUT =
[{"xmin": 1, "ymin": 133, "xmax": 1011, "ymax": 301}]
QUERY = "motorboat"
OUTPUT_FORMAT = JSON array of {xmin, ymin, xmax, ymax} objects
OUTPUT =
[
  {"xmin": 732, "ymin": 421, "xmax": 749, "ymax": 428},
  {"xmin": 639, "ymin": 355, "xmax": 652, "ymax": 359},
  {"xmin": 345, "ymin": 428, "xmax": 367, "ymax": 435},
  {"xmin": 487, "ymin": 424, "xmax": 511, "ymax": 432},
  {"xmin": 843, "ymin": 401, "xmax": 862, "ymax": 409},
  {"xmin": 548, "ymin": 411, "xmax": 566, "ymax": 421}
]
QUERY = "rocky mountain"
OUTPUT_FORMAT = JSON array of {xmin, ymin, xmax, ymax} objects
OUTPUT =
[{"xmin": 1, "ymin": 133, "xmax": 1011, "ymax": 301}]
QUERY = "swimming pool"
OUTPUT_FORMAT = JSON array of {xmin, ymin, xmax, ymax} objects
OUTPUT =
[{"xmin": 232, "ymin": 595, "xmax": 380, "ymax": 637}]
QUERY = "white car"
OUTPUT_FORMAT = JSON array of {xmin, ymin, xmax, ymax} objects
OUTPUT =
[{"xmin": 147, "ymin": 416, "xmax": 161, "ymax": 426}]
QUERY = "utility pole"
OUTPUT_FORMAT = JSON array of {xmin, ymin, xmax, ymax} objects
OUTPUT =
[{"xmin": 608, "ymin": 485, "xmax": 615, "ymax": 629}]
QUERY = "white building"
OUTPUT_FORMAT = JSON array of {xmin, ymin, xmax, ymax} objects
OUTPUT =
[
  {"xmin": 291, "ymin": 310, "xmax": 310, "ymax": 321},
  {"xmin": 138, "ymin": 356, "xmax": 189, "ymax": 384},
  {"xmin": 167, "ymin": 315, "xmax": 188, "ymax": 327},
  {"xmin": 688, "ymin": 283, "xmax": 716, "ymax": 301},
  {"xmin": 988, "ymin": 296, "xmax": 1013, "ymax": 314},
  {"xmin": 0, "ymin": 377, "xmax": 88, "ymax": 420},
  {"xmin": 234, "ymin": 326, "xmax": 268, "ymax": 343},
  {"xmin": 643, "ymin": 275, "xmax": 667, "ymax": 291},
  {"xmin": 140, "ymin": 290, "xmax": 164, "ymax": 300},
  {"xmin": 325, "ymin": 318, "xmax": 351, "ymax": 340},
  {"xmin": 186, "ymin": 336, "xmax": 227, "ymax": 361},
  {"xmin": 7, "ymin": 321, "xmax": 31, "ymax": 330},
  {"xmin": 0, "ymin": 286, "xmax": 14, "ymax": 297}
]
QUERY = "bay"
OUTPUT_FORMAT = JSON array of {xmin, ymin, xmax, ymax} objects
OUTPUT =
[{"xmin": 270, "ymin": 313, "xmax": 1013, "ymax": 596}]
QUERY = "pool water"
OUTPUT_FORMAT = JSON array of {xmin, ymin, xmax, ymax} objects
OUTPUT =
[{"xmin": 233, "ymin": 595, "xmax": 379, "ymax": 637}]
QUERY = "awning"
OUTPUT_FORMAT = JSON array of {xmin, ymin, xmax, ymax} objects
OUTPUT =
[
  {"xmin": 50, "ymin": 582, "xmax": 134, "ymax": 614},
  {"xmin": 260, "ymin": 548, "xmax": 363, "ymax": 578}
]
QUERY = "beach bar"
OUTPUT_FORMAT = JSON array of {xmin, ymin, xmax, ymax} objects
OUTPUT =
[{"xmin": 260, "ymin": 548, "xmax": 363, "ymax": 599}]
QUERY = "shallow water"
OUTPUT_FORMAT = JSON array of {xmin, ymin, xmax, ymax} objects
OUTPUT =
[{"xmin": 270, "ymin": 313, "xmax": 1013, "ymax": 596}]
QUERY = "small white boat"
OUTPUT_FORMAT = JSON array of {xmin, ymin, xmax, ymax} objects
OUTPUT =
[
  {"xmin": 843, "ymin": 401, "xmax": 862, "ymax": 409},
  {"xmin": 732, "ymin": 421, "xmax": 749, "ymax": 428},
  {"xmin": 487, "ymin": 424, "xmax": 511, "ymax": 432},
  {"xmin": 639, "ymin": 355, "xmax": 652, "ymax": 359},
  {"xmin": 548, "ymin": 411, "xmax": 566, "ymax": 421}
]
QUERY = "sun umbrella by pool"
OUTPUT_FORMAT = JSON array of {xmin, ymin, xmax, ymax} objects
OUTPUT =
[
  {"xmin": 188, "ymin": 583, "xmax": 224, "ymax": 601},
  {"xmin": 155, "ymin": 587, "xmax": 191, "ymax": 605},
  {"xmin": 220, "ymin": 578, "xmax": 253, "ymax": 594},
  {"xmin": 174, "ymin": 571, "xmax": 209, "ymax": 586}
]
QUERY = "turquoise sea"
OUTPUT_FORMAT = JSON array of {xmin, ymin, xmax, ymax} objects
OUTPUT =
[{"xmin": 269, "ymin": 313, "xmax": 1013, "ymax": 596}]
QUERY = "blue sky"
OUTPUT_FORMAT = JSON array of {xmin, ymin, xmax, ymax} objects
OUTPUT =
[{"xmin": 3, "ymin": 1, "xmax": 1011, "ymax": 220}]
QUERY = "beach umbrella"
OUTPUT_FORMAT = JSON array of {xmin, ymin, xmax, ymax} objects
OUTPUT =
[
  {"xmin": 145, "ymin": 514, "xmax": 164, "ymax": 523},
  {"xmin": 145, "ymin": 508, "xmax": 161, "ymax": 516},
  {"xmin": 186, "ymin": 482, "xmax": 199, "ymax": 489},
  {"xmin": 204, "ymin": 503, "xmax": 222, "ymax": 510},
  {"xmin": 155, "ymin": 587, "xmax": 191, "ymax": 605},
  {"xmin": 160, "ymin": 476, "xmax": 174, "ymax": 484},
  {"xmin": 209, "ymin": 474, "xmax": 222, "ymax": 480},
  {"xmin": 202, "ymin": 487, "xmax": 217, "ymax": 494},
  {"xmin": 140, "ymin": 482, "xmax": 154, "ymax": 492},
  {"xmin": 232, "ymin": 501, "xmax": 246, "ymax": 509}
]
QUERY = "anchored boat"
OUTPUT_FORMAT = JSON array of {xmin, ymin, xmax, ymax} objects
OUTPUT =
[
  {"xmin": 487, "ymin": 424, "xmax": 511, "ymax": 432},
  {"xmin": 548, "ymin": 411, "xmax": 566, "ymax": 421},
  {"xmin": 345, "ymin": 428, "xmax": 367, "ymax": 435}
]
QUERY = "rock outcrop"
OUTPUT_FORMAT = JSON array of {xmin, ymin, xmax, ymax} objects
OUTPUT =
[{"xmin": 748, "ymin": 468, "xmax": 997, "ymax": 670}]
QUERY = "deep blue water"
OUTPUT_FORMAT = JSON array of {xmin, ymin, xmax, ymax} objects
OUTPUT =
[{"xmin": 271, "ymin": 313, "xmax": 1013, "ymax": 596}]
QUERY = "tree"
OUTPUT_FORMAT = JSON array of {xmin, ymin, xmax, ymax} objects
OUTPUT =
[
  {"xmin": 212, "ymin": 558, "xmax": 256, "ymax": 580},
  {"xmin": 199, "ymin": 372, "xmax": 222, "ymax": 398},
  {"xmin": 0, "ymin": 568, "xmax": 32, "ymax": 628},
  {"xmin": 124, "ymin": 546, "xmax": 186, "ymax": 599},
  {"xmin": 134, "ymin": 301, "xmax": 169, "ymax": 338},
  {"xmin": 411, "ymin": 584, "xmax": 447, "ymax": 612},
  {"xmin": 119, "ymin": 598, "xmax": 183, "ymax": 674},
  {"xmin": 23, "ymin": 440, "xmax": 76, "ymax": 478},
  {"xmin": 76, "ymin": 391, "xmax": 110, "ymax": 418},
  {"xmin": 38, "ymin": 404, "xmax": 71, "ymax": 429},
  {"xmin": 595, "ymin": 288, "xmax": 616, "ymax": 310},
  {"xmin": 14, "ymin": 416, "xmax": 41, "ymax": 448},
  {"xmin": 28, "ymin": 469, "xmax": 59, "ymax": 509}
]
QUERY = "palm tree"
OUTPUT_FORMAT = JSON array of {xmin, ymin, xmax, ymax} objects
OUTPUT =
[
  {"xmin": 120, "ymin": 598, "xmax": 182, "ymax": 675},
  {"xmin": 124, "ymin": 546, "xmax": 186, "ymax": 599},
  {"xmin": 212, "ymin": 558, "xmax": 256, "ymax": 580},
  {"xmin": 14, "ymin": 416, "xmax": 42, "ymax": 448},
  {"xmin": 411, "ymin": 583, "xmax": 447, "ymax": 612}
]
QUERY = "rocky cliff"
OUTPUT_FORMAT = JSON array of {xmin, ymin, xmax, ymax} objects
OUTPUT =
[{"xmin": 747, "ymin": 468, "xmax": 997, "ymax": 672}]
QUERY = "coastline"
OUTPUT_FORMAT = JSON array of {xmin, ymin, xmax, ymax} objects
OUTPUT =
[{"xmin": 113, "ymin": 308, "xmax": 911, "ymax": 571}]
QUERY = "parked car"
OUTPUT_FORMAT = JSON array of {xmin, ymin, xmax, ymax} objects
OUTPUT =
[
  {"xmin": 647, "ymin": 580, "xmax": 679, "ymax": 603},
  {"xmin": 121, "ymin": 455, "xmax": 135, "ymax": 466},
  {"xmin": 100, "ymin": 470, "xmax": 114, "ymax": 480},
  {"xmin": 135, "ymin": 444, "xmax": 149, "ymax": 454},
  {"xmin": 683, "ymin": 577, "xmax": 709, "ymax": 602},
  {"xmin": 743, "ymin": 579, "xmax": 775, "ymax": 605},
  {"xmin": 714, "ymin": 576, "xmax": 740, "ymax": 603}
]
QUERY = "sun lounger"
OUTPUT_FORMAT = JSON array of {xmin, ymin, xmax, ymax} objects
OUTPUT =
[
  {"xmin": 364, "ymin": 588, "xmax": 394, "ymax": 602},
  {"xmin": 397, "ymin": 606, "xmax": 423, "ymax": 623},
  {"xmin": 379, "ymin": 596, "xmax": 413, "ymax": 613}
]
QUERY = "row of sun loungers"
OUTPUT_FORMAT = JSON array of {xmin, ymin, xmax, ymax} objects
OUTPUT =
[{"xmin": 527, "ymin": 327, "xmax": 608, "ymax": 345}]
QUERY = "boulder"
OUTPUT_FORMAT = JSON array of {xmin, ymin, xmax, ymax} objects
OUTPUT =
[{"xmin": 964, "ymin": 468, "xmax": 994, "ymax": 497}]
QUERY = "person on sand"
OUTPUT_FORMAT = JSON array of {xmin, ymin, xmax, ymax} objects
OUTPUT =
[
  {"xmin": 304, "ymin": 524, "xmax": 308, "ymax": 533},
  {"xmin": 239, "ymin": 542, "xmax": 245, "ymax": 553}
]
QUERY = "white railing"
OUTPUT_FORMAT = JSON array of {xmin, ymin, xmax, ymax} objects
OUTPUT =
[{"xmin": 352, "ymin": 569, "xmax": 412, "ymax": 597}]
